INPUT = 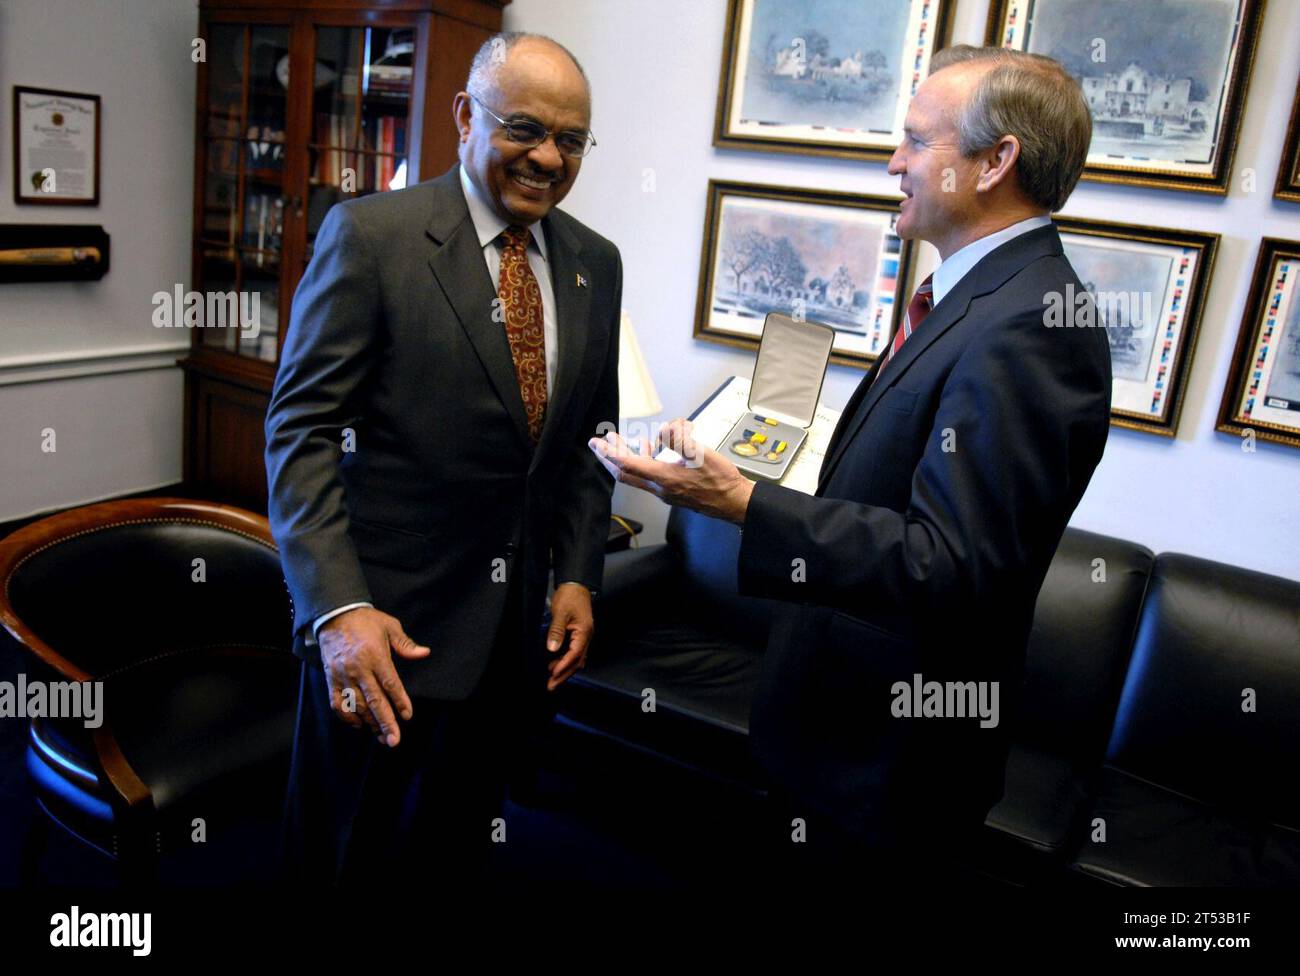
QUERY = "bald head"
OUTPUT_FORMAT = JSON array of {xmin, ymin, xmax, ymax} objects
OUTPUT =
[{"xmin": 467, "ymin": 32, "xmax": 590, "ymax": 109}]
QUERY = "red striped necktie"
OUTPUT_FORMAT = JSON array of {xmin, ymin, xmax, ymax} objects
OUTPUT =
[{"xmin": 871, "ymin": 273, "xmax": 933, "ymax": 387}]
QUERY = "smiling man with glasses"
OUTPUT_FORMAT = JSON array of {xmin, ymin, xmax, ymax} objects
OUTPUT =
[
  {"xmin": 454, "ymin": 40, "xmax": 596, "ymax": 227},
  {"xmin": 466, "ymin": 91, "xmax": 597, "ymax": 160},
  {"xmin": 267, "ymin": 31, "xmax": 622, "ymax": 887}
]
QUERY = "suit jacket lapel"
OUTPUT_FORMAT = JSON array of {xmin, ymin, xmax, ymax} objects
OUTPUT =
[
  {"xmin": 425, "ymin": 169, "xmax": 532, "ymax": 450},
  {"xmin": 816, "ymin": 224, "xmax": 1065, "ymax": 491},
  {"xmin": 820, "ymin": 350, "xmax": 885, "ymax": 473},
  {"xmin": 532, "ymin": 213, "xmax": 591, "ymax": 468},
  {"xmin": 817, "ymin": 294, "xmax": 970, "ymax": 491}
]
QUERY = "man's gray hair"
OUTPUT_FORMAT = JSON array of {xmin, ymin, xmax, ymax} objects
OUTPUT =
[
  {"xmin": 929, "ymin": 44, "xmax": 1091, "ymax": 212},
  {"xmin": 467, "ymin": 31, "xmax": 590, "ymax": 99}
]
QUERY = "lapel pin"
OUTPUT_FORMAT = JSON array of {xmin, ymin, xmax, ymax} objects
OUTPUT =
[{"xmin": 576, "ymin": 273, "xmax": 588, "ymax": 288}]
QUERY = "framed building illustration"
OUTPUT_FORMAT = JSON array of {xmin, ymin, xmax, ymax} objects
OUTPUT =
[
  {"xmin": 695, "ymin": 180, "xmax": 914, "ymax": 369},
  {"xmin": 986, "ymin": 0, "xmax": 1264, "ymax": 194},
  {"xmin": 714, "ymin": 0, "xmax": 955, "ymax": 161}
]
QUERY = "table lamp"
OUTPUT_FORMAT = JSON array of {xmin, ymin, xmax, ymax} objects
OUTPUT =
[{"xmin": 610, "ymin": 310, "xmax": 661, "ymax": 548}]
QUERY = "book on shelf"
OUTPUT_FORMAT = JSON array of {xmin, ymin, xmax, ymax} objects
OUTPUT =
[
  {"xmin": 312, "ymin": 111, "xmax": 407, "ymax": 191},
  {"xmin": 373, "ymin": 115, "xmax": 408, "ymax": 190}
]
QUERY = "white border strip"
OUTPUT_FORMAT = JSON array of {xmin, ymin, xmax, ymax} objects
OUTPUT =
[{"xmin": 0, "ymin": 343, "xmax": 187, "ymax": 387}]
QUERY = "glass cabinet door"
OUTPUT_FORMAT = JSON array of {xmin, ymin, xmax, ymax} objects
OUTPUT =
[
  {"xmin": 198, "ymin": 21, "xmax": 290, "ymax": 363},
  {"xmin": 305, "ymin": 25, "xmax": 414, "ymax": 269}
]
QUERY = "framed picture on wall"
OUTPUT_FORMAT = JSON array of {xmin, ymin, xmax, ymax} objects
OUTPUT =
[
  {"xmin": 694, "ymin": 180, "xmax": 914, "ymax": 369},
  {"xmin": 1275, "ymin": 74, "xmax": 1300, "ymax": 202},
  {"xmin": 985, "ymin": 0, "xmax": 1264, "ymax": 194},
  {"xmin": 713, "ymin": 0, "xmax": 955, "ymax": 161},
  {"xmin": 12, "ymin": 85, "xmax": 101, "ymax": 205},
  {"xmin": 1055, "ymin": 216, "xmax": 1218, "ymax": 437},
  {"xmin": 1216, "ymin": 238, "xmax": 1300, "ymax": 449}
]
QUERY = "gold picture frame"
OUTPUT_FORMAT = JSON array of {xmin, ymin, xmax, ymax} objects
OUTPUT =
[
  {"xmin": 713, "ymin": 0, "xmax": 955, "ymax": 162},
  {"xmin": 1216, "ymin": 237, "xmax": 1300, "ymax": 449},
  {"xmin": 694, "ymin": 180, "xmax": 915, "ymax": 370},
  {"xmin": 985, "ymin": 0, "xmax": 1265, "ymax": 195},
  {"xmin": 1274, "ymin": 72, "xmax": 1300, "ymax": 202},
  {"xmin": 1054, "ymin": 214, "xmax": 1218, "ymax": 437}
]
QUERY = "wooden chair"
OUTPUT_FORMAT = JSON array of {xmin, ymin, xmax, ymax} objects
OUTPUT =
[{"xmin": 0, "ymin": 497, "xmax": 299, "ymax": 884}]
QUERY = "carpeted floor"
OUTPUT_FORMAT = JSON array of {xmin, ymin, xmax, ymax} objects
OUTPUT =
[{"xmin": 0, "ymin": 624, "xmax": 769, "ymax": 890}]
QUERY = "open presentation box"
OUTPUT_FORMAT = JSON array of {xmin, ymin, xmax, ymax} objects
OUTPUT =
[{"xmin": 717, "ymin": 313, "xmax": 835, "ymax": 482}]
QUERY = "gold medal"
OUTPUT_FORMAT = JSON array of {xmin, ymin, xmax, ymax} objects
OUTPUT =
[{"xmin": 732, "ymin": 442, "xmax": 759, "ymax": 456}]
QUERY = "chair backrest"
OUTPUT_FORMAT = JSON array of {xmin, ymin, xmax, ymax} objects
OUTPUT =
[
  {"xmin": 665, "ymin": 506, "xmax": 773, "ymax": 647},
  {"xmin": 1017, "ymin": 527, "xmax": 1154, "ymax": 763},
  {"xmin": 0, "ymin": 497, "xmax": 292, "ymax": 680},
  {"xmin": 1105, "ymin": 552, "xmax": 1300, "ymax": 828}
]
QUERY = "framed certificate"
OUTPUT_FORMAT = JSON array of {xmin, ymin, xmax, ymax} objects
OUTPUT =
[{"xmin": 12, "ymin": 86, "xmax": 101, "ymax": 205}]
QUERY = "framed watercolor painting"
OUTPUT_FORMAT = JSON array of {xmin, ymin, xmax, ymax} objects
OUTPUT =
[
  {"xmin": 986, "ymin": 0, "xmax": 1264, "ymax": 194},
  {"xmin": 694, "ymin": 180, "xmax": 914, "ymax": 369},
  {"xmin": 714, "ymin": 0, "xmax": 955, "ymax": 161}
]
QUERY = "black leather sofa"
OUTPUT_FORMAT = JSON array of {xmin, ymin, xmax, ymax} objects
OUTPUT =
[{"xmin": 554, "ymin": 506, "xmax": 1300, "ymax": 887}]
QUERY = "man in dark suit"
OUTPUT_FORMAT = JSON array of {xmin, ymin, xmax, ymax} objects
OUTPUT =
[
  {"xmin": 590, "ymin": 46, "xmax": 1110, "ymax": 882},
  {"xmin": 265, "ymin": 31, "xmax": 621, "ymax": 884}
]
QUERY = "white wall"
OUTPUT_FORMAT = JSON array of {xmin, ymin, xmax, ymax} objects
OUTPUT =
[
  {"xmin": 0, "ymin": 0, "xmax": 196, "ymax": 519},
  {"xmin": 506, "ymin": 0, "xmax": 1300, "ymax": 581}
]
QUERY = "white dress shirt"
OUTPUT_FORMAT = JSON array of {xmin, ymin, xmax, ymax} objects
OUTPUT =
[
  {"xmin": 311, "ymin": 167, "xmax": 568, "ymax": 643},
  {"xmin": 930, "ymin": 214, "xmax": 1052, "ymax": 309},
  {"xmin": 459, "ymin": 163, "xmax": 559, "ymax": 391}
]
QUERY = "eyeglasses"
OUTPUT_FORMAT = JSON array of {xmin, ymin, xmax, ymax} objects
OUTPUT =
[{"xmin": 468, "ymin": 92, "xmax": 597, "ymax": 159}]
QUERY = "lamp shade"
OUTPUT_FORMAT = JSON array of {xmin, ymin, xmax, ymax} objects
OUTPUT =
[{"xmin": 617, "ymin": 309, "xmax": 662, "ymax": 419}]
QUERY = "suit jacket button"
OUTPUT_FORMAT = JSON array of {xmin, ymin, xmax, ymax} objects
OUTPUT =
[{"xmin": 503, "ymin": 542, "xmax": 517, "ymax": 557}]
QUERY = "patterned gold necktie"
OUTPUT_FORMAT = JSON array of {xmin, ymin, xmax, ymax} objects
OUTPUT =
[{"xmin": 497, "ymin": 225, "xmax": 548, "ymax": 442}]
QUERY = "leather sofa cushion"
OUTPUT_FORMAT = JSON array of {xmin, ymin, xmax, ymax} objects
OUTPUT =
[
  {"xmin": 665, "ymin": 507, "xmax": 773, "ymax": 649},
  {"xmin": 1104, "ymin": 553, "xmax": 1300, "ymax": 827},
  {"xmin": 32, "ymin": 645, "xmax": 298, "ymax": 813},
  {"xmin": 985, "ymin": 743, "xmax": 1089, "ymax": 855},
  {"xmin": 583, "ymin": 614, "xmax": 761, "ymax": 734},
  {"xmin": 1017, "ymin": 528, "xmax": 1153, "ymax": 763},
  {"xmin": 1072, "ymin": 765, "xmax": 1300, "ymax": 886}
]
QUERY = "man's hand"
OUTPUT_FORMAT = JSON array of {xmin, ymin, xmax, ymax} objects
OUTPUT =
[
  {"xmin": 546, "ymin": 582, "xmax": 593, "ymax": 692},
  {"xmin": 318, "ymin": 607, "xmax": 431, "ymax": 747},
  {"xmin": 587, "ymin": 418, "xmax": 755, "ymax": 524}
]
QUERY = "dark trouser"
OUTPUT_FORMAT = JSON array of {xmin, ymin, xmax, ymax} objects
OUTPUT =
[
  {"xmin": 757, "ymin": 786, "xmax": 990, "ymax": 892},
  {"xmin": 279, "ymin": 603, "xmax": 538, "ymax": 887}
]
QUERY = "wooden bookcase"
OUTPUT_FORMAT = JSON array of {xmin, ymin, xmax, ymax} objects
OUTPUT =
[{"xmin": 181, "ymin": 0, "xmax": 508, "ymax": 510}]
